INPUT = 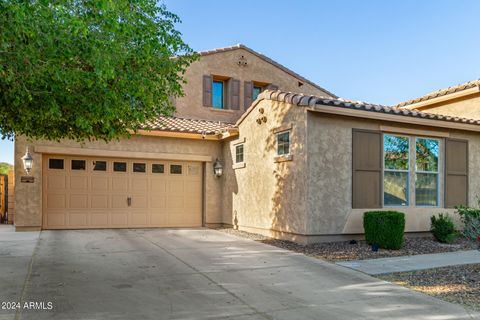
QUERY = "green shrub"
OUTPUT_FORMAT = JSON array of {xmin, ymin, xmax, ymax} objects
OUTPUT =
[
  {"xmin": 430, "ymin": 214, "xmax": 457, "ymax": 243},
  {"xmin": 456, "ymin": 205, "xmax": 480, "ymax": 241},
  {"xmin": 363, "ymin": 211, "xmax": 405, "ymax": 250}
]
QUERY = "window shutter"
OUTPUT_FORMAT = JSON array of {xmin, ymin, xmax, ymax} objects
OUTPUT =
[
  {"xmin": 244, "ymin": 81, "xmax": 253, "ymax": 110},
  {"xmin": 229, "ymin": 79, "xmax": 240, "ymax": 110},
  {"xmin": 202, "ymin": 75, "xmax": 212, "ymax": 107},
  {"xmin": 352, "ymin": 129, "xmax": 382, "ymax": 209},
  {"xmin": 267, "ymin": 84, "xmax": 279, "ymax": 91},
  {"xmin": 445, "ymin": 138, "xmax": 468, "ymax": 208}
]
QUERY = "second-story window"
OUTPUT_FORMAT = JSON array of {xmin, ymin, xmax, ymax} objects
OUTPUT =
[
  {"xmin": 212, "ymin": 80, "xmax": 224, "ymax": 109},
  {"xmin": 252, "ymin": 86, "xmax": 262, "ymax": 101}
]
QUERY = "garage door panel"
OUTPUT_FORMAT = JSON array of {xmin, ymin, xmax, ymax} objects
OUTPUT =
[
  {"xmin": 112, "ymin": 177, "xmax": 128, "ymax": 192},
  {"xmin": 43, "ymin": 155, "xmax": 203, "ymax": 229},
  {"xmin": 47, "ymin": 194, "xmax": 66, "ymax": 209},
  {"xmin": 89, "ymin": 212, "xmax": 109, "ymax": 226},
  {"xmin": 91, "ymin": 176, "xmax": 109, "ymax": 191},
  {"xmin": 91, "ymin": 195, "xmax": 109, "ymax": 209},
  {"xmin": 68, "ymin": 212, "xmax": 88, "ymax": 227},
  {"xmin": 168, "ymin": 181, "xmax": 184, "ymax": 193},
  {"xmin": 112, "ymin": 195, "xmax": 128, "ymax": 208},
  {"xmin": 130, "ymin": 196, "xmax": 147, "ymax": 209},
  {"xmin": 151, "ymin": 196, "xmax": 166, "ymax": 208},
  {"xmin": 111, "ymin": 212, "xmax": 128, "ymax": 226},
  {"xmin": 69, "ymin": 194, "xmax": 89, "ymax": 209},
  {"xmin": 70, "ymin": 176, "xmax": 88, "ymax": 190},
  {"xmin": 47, "ymin": 175, "xmax": 66, "ymax": 190},
  {"xmin": 150, "ymin": 180, "xmax": 166, "ymax": 193}
]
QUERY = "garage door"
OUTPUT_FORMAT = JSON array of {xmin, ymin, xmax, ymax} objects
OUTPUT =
[{"xmin": 42, "ymin": 155, "xmax": 203, "ymax": 229}]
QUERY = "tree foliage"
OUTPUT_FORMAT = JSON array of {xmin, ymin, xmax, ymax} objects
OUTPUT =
[
  {"xmin": 0, "ymin": 0, "xmax": 196, "ymax": 141},
  {"xmin": 0, "ymin": 162, "xmax": 12, "ymax": 175}
]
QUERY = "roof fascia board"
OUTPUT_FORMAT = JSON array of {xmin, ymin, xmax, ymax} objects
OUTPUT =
[{"xmin": 401, "ymin": 86, "xmax": 480, "ymax": 110}]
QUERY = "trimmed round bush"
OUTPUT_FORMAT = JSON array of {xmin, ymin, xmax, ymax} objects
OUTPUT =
[
  {"xmin": 430, "ymin": 213, "xmax": 457, "ymax": 243},
  {"xmin": 363, "ymin": 211, "xmax": 405, "ymax": 250}
]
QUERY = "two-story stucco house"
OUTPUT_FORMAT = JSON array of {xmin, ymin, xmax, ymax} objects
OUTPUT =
[{"xmin": 13, "ymin": 45, "xmax": 480, "ymax": 243}]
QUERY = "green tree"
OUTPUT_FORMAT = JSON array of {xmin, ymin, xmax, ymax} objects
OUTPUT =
[
  {"xmin": 0, "ymin": 162, "xmax": 12, "ymax": 175},
  {"xmin": 0, "ymin": 0, "xmax": 196, "ymax": 142}
]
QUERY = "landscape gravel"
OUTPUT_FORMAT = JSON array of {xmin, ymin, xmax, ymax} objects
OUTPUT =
[
  {"xmin": 218, "ymin": 228, "xmax": 477, "ymax": 262},
  {"xmin": 379, "ymin": 264, "xmax": 480, "ymax": 311}
]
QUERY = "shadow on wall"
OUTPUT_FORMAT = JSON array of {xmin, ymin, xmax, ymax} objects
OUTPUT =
[{"xmin": 264, "ymin": 101, "xmax": 304, "ymax": 235}]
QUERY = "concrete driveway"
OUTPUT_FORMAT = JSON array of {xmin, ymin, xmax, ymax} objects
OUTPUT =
[{"xmin": 0, "ymin": 227, "xmax": 478, "ymax": 320}]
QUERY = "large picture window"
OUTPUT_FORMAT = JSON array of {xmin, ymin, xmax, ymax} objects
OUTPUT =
[
  {"xmin": 383, "ymin": 134, "xmax": 409, "ymax": 206},
  {"xmin": 415, "ymin": 138, "xmax": 439, "ymax": 206}
]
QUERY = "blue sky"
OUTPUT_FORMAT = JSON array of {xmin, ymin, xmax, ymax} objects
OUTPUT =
[{"xmin": 1, "ymin": 0, "xmax": 479, "ymax": 164}]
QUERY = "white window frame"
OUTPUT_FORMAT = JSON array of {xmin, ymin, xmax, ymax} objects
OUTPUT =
[
  {"xmin": 235, "ymin": 144, "xmax": 244, "ymax": 164},
  {"xmin": 414, "ymin": 137, "xmax": 440, "ymax": 208},
  {"xmin": 383, "ymin": 134, "xmax": 410, "ymax": 207},
  {"xmin": 276, "ymin": 131, "xmax": 290, "ymax": 156}
]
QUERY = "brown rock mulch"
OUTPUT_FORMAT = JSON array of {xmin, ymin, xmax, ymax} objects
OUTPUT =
[
  {"xmin": 218, "ymin": 228, "xmax": 477, "ymax": 262},
  {"xmin": 379, "ymin": 264, "xmax": 480, "ymax": 311}
]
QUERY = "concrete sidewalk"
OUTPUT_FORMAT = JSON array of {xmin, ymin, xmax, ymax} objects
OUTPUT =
[{"xmin": 337, "ymin": 249, "xmax": 480, "ymax": 275}]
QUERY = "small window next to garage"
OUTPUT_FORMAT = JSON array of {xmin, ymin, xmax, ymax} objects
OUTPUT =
[
  {"xmin": 276, "ymin": 131, "xmax": 290, "ymax": 156},
  {"xmin": 71, "ymin": 160, "xmax": 86, "ymax": 170},
  {"xmin": 49, "ymin": 158, "xmax": 64, "ymax": 170},
  {"xmin": 93, "ymin": 161, "xmax": 107, "ymax": 171},
  {"xmin": 152, "ymin": 164, "xmax": 164, "ymax": 173},
  {"xmin": 170, "ymin": 164, "xmax": 182, "ymax": 174},
  {"xmin": 133, "ymin": 163, "xmax": 146, "ymax": 173},
  {"xmin": 235, "ymin": 144, "xmax": 244, "ymax": 163},
  {"xmin": 113, "ymin": 162, "xmax": 127, "ymax": 172}
]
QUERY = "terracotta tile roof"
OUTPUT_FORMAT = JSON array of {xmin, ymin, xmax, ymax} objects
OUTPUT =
[
  {"xmin": 198, "ymin": 44, "xmax": 337, "ymax": 99},
  {"xmin": 396, "ymin": 79, "xmax": 480, "ymax": 108},
  {"xmin": 253, "ymin": 90, "xmax": 480, "ymax": 125},
  {"xmin": 143, "ymin": 116, "xmax": 236, "ymax": 135}
]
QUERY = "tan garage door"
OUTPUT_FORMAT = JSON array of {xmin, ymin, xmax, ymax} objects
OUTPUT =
[{"xmin": 42, "ymin": 155, "xmax": 203, "ymax": 229}]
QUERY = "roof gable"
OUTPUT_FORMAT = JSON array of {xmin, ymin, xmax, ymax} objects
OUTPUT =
[{"xmin": 198, "ymin": 44, "xmax": 337, "ymax": 98}]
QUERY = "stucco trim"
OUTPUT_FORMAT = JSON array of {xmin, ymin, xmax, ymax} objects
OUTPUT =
[
  {"xmin": 399, "ymin": 86, "xmax": 480, "ymax": 110},
  {"xmin": 380, "ymin": 125, "xmax": 450, "ymax": 138},
  {"xmin": 33, "ymin": 146, "xmax": 213, "ymax": 162},
  {"xmin": 232, "ymin": 162, "xmax": 246, "ymax": 170},
  {"xmin": 308, "ymin": 105, "xmax": 480, "ymax": 132},
  {"xmin": 274, "ymin": 154, "xmax": 293, "ymax": 163},
  {"xmin": 232, "ymin": 137, "xmax": 246, "ymax": 145},
  {"xmin": 272, "ymin": 123, "xmax": 293, "ymax": 134}
]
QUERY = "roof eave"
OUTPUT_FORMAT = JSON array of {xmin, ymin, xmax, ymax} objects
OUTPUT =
[{"xmin": 399, "ymin": 86, "xmax": 480, "ymax": 110}]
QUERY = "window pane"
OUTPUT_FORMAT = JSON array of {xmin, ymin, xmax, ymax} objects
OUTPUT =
[
  {"xmin": 72, "ymin": 160, "xmax": 86, "ymax": 170},
  {"xmin": 49, "ymin": 159, "xmax": 64, "ymax": 169},
  {"xmin": 277, "ymin": 131, "xmax": 290, "ymax": 156},
  {"xmin": 152, "ymin": 164, "xmax": 164, "ymax": 173},
  {"xmin": 384, "ymin": 135, "xmax": 409, "ymax": 170},
  {"xmin": 113, "ymin": 162, "xmax": 127, "ymax": 172},
  {"xmin": 384, "ymin": 171, "xmax": 409, "ymax": 206},
  {"xmin": 212, "ymin": 81, "xmax": 224, "ymax": 109},
  {"xmin": 416, "ymin": 173, "xmax": 438, "ymax": 206},
  {"xmin": 236, "ymin": 144, "xmax": 244, "ymax": 163},
  {"xmin": 93, "ymin": 161, "xmax": 107, "ymax": 171},
  {"xmin": 133, "ymin": 163, "xmax": 146, "ymax": 173},
  {"xmin": 416, "ymin": 138, "xmax": 439, "ymax": 172},
  {"xmin": 252, "ymin": 86, "xmax": 262, "ymax": 101},
  {"xmin": 170, "ymin": 165, "xmax": 182, "ymax": 174}
]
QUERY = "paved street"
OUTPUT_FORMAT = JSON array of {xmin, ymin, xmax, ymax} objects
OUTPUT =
[{"xmin": 0, "ymin": 227, "xmax": 478, "ymax": 319}]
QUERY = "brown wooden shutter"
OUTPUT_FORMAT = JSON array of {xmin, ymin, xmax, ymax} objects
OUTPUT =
[
  {"xmin": 202, "ymin": 75, "xmax": 212, "ymax": 107},
  {"xmin": 229, "ymin": 79, "xmax": 240, "ymax": 110},
  {"xmin": 445, "ymin": 138, "xmax": 468, "ymax": 208},
  {"xmin": 267, "ymin": 84, "xmax": 279, "ymax": 91},
  {"xmin": 244, "ymin": 81, "xmax": 253, "ymax": 110},
  {"xmin": 352, "ymin": 129, "xmax": 382, "ymax": 209}
]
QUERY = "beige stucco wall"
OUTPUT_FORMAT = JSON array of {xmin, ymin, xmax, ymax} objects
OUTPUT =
[
  {"xmin": 222, "ymin": 99, "xmax": 309, "ymax": 239},
  {"xmin": 175, "ymin": 48, "xmax": 333, "ymax": 123},
  {"xmin": 414, "ymin": 93, "xmax": 480, "ymax": 120},
  {"xmin": 14, "ymin": 135, "xmax": 224, "ymax": 229},
  {"xmin": 305, "ymin": 111, "xmax": 480, "ymax": 236}
]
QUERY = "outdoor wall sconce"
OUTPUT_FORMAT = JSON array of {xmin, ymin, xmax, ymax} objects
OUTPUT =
[
  {"xmin": 213, "ymin": 158, "xmax": 223, "ymax": 177},
  {"xmin": 22, "ymin": 147, "xmax": 33, "ymax": 175}
]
